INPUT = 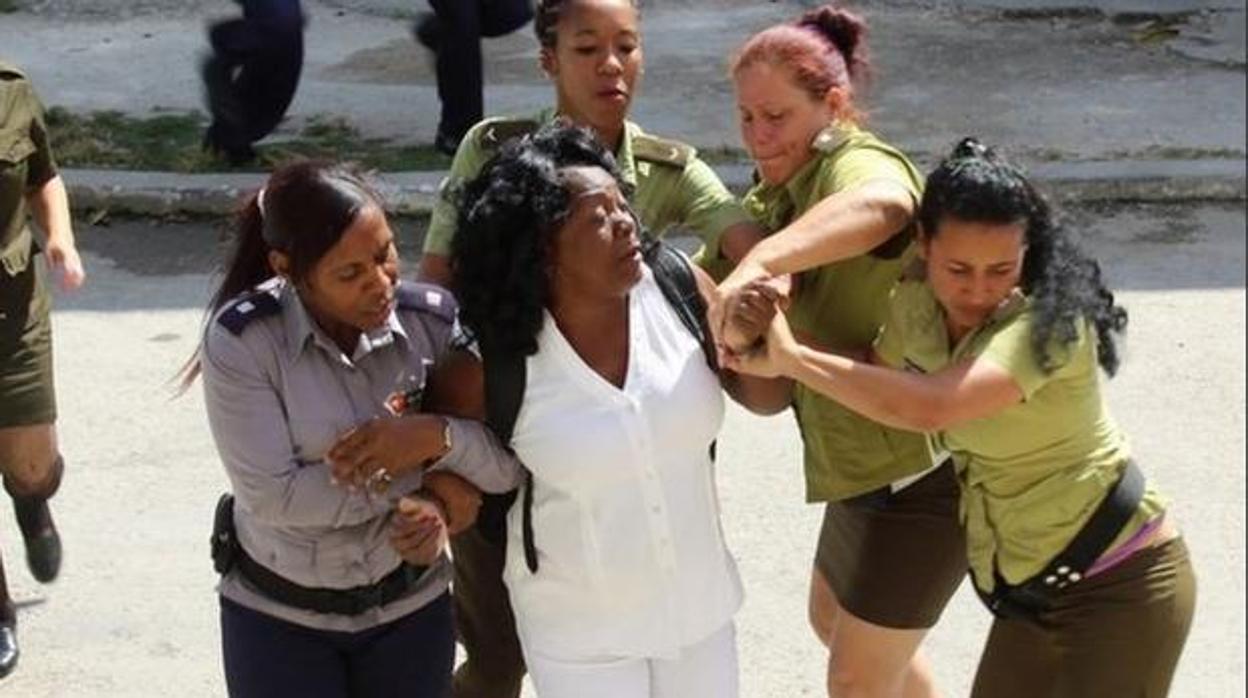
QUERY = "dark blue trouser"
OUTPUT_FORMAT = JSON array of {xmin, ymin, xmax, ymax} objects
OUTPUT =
[
  {"xmin": 220, "ymin": 592, "xmax": 455, "ymax": 698},
  {"xmin": 202, "ymin": 0, "xmax": 304, "ymax": 152},
  {"xmin": 427, "ymin": 0, "xmax": 533, "ymax": 140}
]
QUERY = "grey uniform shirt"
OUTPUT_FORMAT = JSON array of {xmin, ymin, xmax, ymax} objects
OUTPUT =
[{"xmin": 201, "ymin": 278, "xmax": 522, "ymax": 632}]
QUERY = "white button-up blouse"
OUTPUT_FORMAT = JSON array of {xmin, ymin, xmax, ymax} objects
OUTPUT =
[{"xmin": 503, "ymin": 268, "xmax": 743, "ymax": 661}]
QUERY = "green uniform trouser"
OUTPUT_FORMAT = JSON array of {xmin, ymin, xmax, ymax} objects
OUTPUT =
[
  {"xmin": 971, "ymin": 537, "xmax": 1196, "ymax": 698},
  {"xmin": 450, "ymin": 524, "xmax": 525, "ymax": 698}
]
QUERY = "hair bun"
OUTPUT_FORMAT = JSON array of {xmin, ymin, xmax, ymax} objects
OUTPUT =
[
  {"xmin": 796, "ymin": 5, "xmax": 868, "ymax": 79},
  {"xmin": 952, "ymin": 137, "xmax": 992, "ymax": 159}
]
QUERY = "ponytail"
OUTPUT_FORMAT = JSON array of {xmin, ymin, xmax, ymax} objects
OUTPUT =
[{"xmin": 174, "ymin": 191, "xmax": 273, "ymax": 393}]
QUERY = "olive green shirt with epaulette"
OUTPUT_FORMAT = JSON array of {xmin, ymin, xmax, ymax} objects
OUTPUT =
[
  {"xmin": 422, "ymin": 109, "xmax": 751, "ymax": 272},
  {"xmin": 0, "ymin": 61, "xmax": 57, "ymax": 279},
  {"xmin": 875, "ymin": 278, "xmax": 1166, "ymax": 593},
  {"xmin": 742, "ymin": 124, "xmax": 931, "ymax": 502}
]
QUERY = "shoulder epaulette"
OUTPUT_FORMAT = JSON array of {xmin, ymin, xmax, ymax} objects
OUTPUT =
[
  {"xmin": 217, "ymin": 289, "xmax": 282, "ymax": 336},
  {"xmin": 811, "ymin": 125, "xmax": 851, "ymax": 154},
  {"xmin": 477, "ymin": 118, "xmax": 540, "ymax": 150},
  {"xmin": 395, "ymin": 281, "xmax": 458, "ymax": 325},
  {"xmin": 632, "ymin": 133, "xmax": 694, "ymax": 168}
]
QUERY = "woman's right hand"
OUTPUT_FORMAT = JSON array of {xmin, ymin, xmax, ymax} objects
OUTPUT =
[
  {"xmin": 390, "ymin": 495, "xmax": 449, "ymax": 566},
  {"xmin": 720, "ymin": 278, "xmax": 785, "ymax": 356},
  {"xmin": 724, "ymin": 311, "xmax": 802, "ymax": 379}
]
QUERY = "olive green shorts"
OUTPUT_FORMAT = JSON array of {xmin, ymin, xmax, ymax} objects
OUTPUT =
[
  {"xmin": 814, "ymin": 460, "xmax": 968, "ymax": 629},
  {"xmin": 971, "ymin": 537, "xmax": 1196, "ymax": 698},
  {"xmin": 0, "ymin": 256, "xmax": 56, "ymax": 428}
]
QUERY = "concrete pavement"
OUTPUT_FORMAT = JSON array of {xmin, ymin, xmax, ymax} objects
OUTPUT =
[{"xmin": 0, "ymin": 0, "xmax": 1244, "ymax": 215}]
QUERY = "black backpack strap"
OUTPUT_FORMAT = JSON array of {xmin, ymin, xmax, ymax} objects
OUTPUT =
[
  {"xmin": 645, "ymin": 240, "xmax": 721, "ymax": 463},
  {"xmin": 644, "ymin": 240, "xmax": 719, "ymax": 373},
  {"xmin": 480, "ymin": 244, "xmax": 719, "ymax": 575},
  {"xmin": 481, "ymin": 344, "xmax": 539, "ymax": 573},
  {"xmin": 482, "ymin": 345, "xmax": 525, "ymax": 445}
]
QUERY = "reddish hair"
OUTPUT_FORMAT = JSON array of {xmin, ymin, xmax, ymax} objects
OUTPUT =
[{"xmin": 732, "ymin": 4, "xmax": 871, "ymax": 121}]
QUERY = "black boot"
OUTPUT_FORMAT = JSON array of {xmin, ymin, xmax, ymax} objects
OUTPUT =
[
  {"xmin": 0, "ymin": 555, "xmax": 17, "ymax": 679},
  {"xmin": 6, "ymin": 457, "xmax": 62, "ymax": 584}
]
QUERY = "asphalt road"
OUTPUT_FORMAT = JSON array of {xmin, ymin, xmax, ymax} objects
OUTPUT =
[{"xmin": 0, "ymin": 201, "xmax": 1243, "ymax": 697}]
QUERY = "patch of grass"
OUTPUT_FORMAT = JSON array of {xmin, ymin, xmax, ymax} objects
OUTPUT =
[
  {"xmin": 45, "ymin": 108, "xmax": 452, "ymax": 173},
  {"xmin": 0, "ymin": 0, "xmax": 23, "ymax": 13}
]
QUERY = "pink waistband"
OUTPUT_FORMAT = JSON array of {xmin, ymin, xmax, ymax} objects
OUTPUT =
[{"xmin": 1086, "ymin": 515, "xmax": 1165, "ymax": 578}]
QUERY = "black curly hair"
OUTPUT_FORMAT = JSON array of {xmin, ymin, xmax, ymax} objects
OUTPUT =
[
  {"xmin": 451, "ymin": 121, "xmax": 629, "ymax": 357},
  {"xmin": 918, "ymin": 138, "xmax": 1128, "ymax": 376}
]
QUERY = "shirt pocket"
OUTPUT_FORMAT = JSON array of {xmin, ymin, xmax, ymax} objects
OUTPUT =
[
  {"xmin": 0, "ymin": 129, "xmax": 36, "ymax": 166},
  {"xmin": 0, "ymin": 129, "xmax": 36, "ymax": 276}
]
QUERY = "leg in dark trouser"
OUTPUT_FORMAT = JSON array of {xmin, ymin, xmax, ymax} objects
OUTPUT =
[
  {"xmin": 422, "ymin": 0, "xmax": 533, "ymax": 150},
  {"xmin": 202, "ymin": 0, "xmax": 304, "ymax": 164},
  {"xmin": 219, "ymin": 597, "xmax": 349, "ymax": 698},
  {"xmin": 426, "ymin": 0, "xmax": 485, "ymax": 148},
  {"xmin": 971, "ymin": 538, "xmax": 1196, "ymax": 698},
  {"xmin": 349, "ymin": 592, "xmax": 456, "ymax": 698},
  {"xmin": 450, "ymin": 524, "xmax": 526, "ymax": 698}
]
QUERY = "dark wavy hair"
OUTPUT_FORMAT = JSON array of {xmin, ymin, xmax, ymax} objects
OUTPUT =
[
  {"xmin": 451, "ymin": 121, "xmax": 627, "ymax": 357},
  {"xmin": 918, "ymin": 138, "xmax": 1128, "ymax": 375}
]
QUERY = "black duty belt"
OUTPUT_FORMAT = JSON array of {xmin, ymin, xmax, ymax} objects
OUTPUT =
[
  {"xmin": 212, "ymin": 493, "xmax": 427, "ymax": 616},
  {"xmin": 975, "ymin": 459, "xmax": 1146, "ymax": 621},
  {"xmin": 235, "ymin": 547, "xmax": 428, "ymax": 617}
]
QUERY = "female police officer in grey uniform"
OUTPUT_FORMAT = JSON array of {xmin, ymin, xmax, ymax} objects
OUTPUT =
[
  {"xmin": 182, "ymin": 160, "xmax": 522, "ymax": 697},
  {"xmin": 0, "ymin": 60, "xmax": 86, "ymax": 679}
]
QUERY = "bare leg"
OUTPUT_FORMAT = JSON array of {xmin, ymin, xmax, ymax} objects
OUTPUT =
[
  {"xmin": 809, "ymin": 568, "xmax": 941, "ymax": 698},
  {"xmin": 0, "ymin": 424, "xmax": 63, "ymax": 583}
]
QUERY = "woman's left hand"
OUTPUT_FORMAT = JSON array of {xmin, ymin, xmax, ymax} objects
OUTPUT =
[
  {"xmin": 724, "ymin": 312, "xmax": 801, "ymax": 379},
  {"xmin": 389, "ymin": 495, "xmax": 449, "ymax": 566},
  {"xmin": 328, "ymin": 415, "xmax": 443, "ymax": 489}
]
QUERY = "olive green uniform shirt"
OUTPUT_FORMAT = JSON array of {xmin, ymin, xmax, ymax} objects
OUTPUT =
[
  {"xmin": 422, "ymin": 108, "xmax": 751, "ymax": 271},
  {"xmin": 742, "ymin": 125, "xmax": 932, "ymax": 502},
  {"xmin": 875, "ymin": 279, "xmax": 1166, "ymax": 592},
  {"xmin": 0, "ymin": 61, "xmax": 57, "ymax": 279}
]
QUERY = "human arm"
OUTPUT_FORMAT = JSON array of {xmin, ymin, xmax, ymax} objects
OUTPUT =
[
  {"xmin": 201, "ymin": 327, "xmax": 420, "ymax": 528},
  {"xmin": 721, "ymin": 177, "xmax": 914, "ymax": 294},
  {"xmin": 26, "ymin": 175, "xmax": 84, "ymax": 290},
  {"xmin": 726, "ymin": 311, "xmax": 1025, "ymax": 432},
  {"xmin": 417, "ymin": 125, "xmax": 491, "ymax": 286},
  {"xmin": 327, "ymin": 347, "xmax": 524, "ymax": 494},
  {"xmin": 21, "ymin": 81, "xmax": 85, "ymax": 290},
  {"xmin": 691, "ymin": 265, "xmax": 793, "ymax": 415}
]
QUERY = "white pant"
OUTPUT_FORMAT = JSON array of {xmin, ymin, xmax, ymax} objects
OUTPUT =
[{"xmin": 524, "ymin": 622, "xmax": 739, "ymax": 698}]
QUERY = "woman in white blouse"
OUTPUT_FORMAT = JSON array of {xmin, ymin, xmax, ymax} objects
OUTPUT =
[{"xmin": 442, "ymin": 123, "xmax": 788, "ymax": 697}]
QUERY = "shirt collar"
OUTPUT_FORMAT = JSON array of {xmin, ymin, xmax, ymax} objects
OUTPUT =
[
  {"xmin": 543, "ymin": 107, "xmax": 639, "ymax": 188},
  {"xmin": 280, "ymin": 281, "xmax": 410, "ymax": 364}
]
